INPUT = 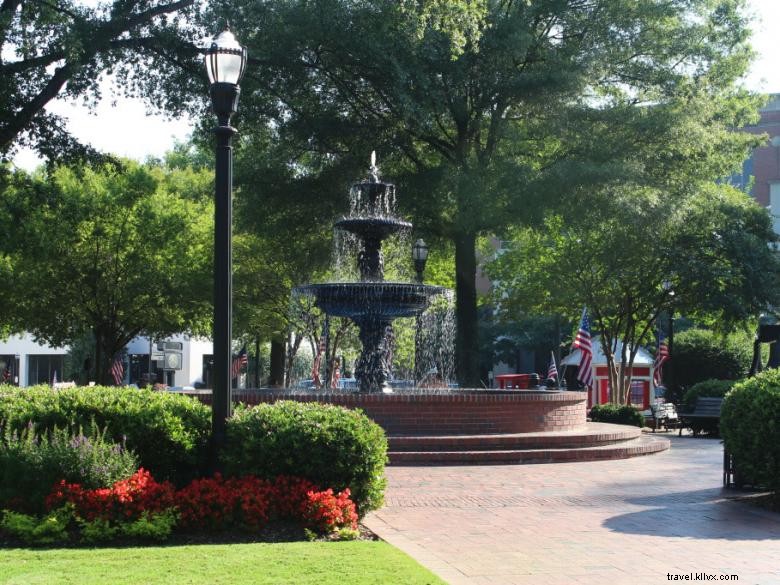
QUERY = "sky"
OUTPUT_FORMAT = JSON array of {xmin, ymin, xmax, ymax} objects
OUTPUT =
[{"xmin": 11, "ymin": 0, "xmax": 780, "ymax": 171}]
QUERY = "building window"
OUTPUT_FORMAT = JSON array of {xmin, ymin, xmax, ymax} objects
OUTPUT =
[
  {"xmin": 27, "ymin": 354, "xmax": 66, "ymax": 385},
  {"xmin": 202, "ymin": 355, "xmax": 213, "ymax": 389},
  {"xmin": 630, "ymin": 380, "xmax": 646, "ymax": 408},
  {"xmin": 0, "ymin": 355, "xmax": 20, "ymax": 385}
]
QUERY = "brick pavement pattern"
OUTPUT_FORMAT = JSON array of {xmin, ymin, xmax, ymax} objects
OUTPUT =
[{"xmin": 364, "ymin": 435, "xmax": 780, "ymax": 585}]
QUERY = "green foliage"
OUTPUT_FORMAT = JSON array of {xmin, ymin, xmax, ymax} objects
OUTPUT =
[
  {"xmin": 121, "ymin": 510, "xmax": 178, "ymax": 542},
  {"xmin": 1, "ymin": 506, "xmax": 72, "ymax": 545},
  {"xmin": 0, "ymin": 386, "xmax": 211, "ymax": 485},
  {"xmin": 223, "ymin": 402, "xmax": 388, "ymax": 514},
  {"xmin": 204, "ymin": 0, "xmax": 761, "ymax": 387},
  {"xmin": 589, "ymin": 404, "xmax": 645, "ymax": 428},
  {"xmin": 0, "ymin": 420, "xmax": 138, "ymax": 513},
  {"xmin": 0, "ymin": 161, "xmax": 213, "ymax": 384},
  {"xmin": 721, "ymin": 370, "xmax": 780, "ymax": 491},
  {"xmin": 335, "ymin": 527, "xmax": 361, "ymax": 541},
  {"xmin": 0, "ymin": 0, "xmax": 199, "ymax": 160},
  {"xmin": 79, "ymin": 517, "xmax": 120, "ymax": 544},
  {"xmin": 490, "ymin": 186, "xmax": 778, "ymax": 404},
  {"xmin": 682, "ymin": 379, "xmax": 737, "ymax": 410},
  {"xmin": 670, "ymin": 329, "xmax": 752, "ymax": 402}
]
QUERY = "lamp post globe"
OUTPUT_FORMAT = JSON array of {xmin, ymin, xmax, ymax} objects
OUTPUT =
[
  {"xmin": 205, "ymin": 28, "xmax": 247, "ymax": 468},
  {"xmin": 412, "ymin": 238, "xmax": 429, "ymax": 284}
]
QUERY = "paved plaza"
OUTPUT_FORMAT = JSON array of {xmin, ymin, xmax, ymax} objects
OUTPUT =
[{"xmin": 364, "ymin": 435, "xmax": 780, "ymax": 585}]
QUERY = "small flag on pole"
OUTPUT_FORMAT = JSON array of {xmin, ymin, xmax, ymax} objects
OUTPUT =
[
  {"xmin": 231, "ymin": 346, "xmax": 248, "ymax": 380},
  {"xmin": 330, "ymin": 358, "xmax": 341, "ymax": 389},
  {"xmin": 110, "ymin": 354, "xmax": 124, "ymax": 386},
  {"xmin": 547, "ymin": 351, "xmax": 558, "ymax": 381},
  {"xmin": 572, "ymin": 307, "xmax": 593, "ymax": 389},
  {"xmin": 653, "ymin": 331, "xmax": 670, "ymax": 387}
]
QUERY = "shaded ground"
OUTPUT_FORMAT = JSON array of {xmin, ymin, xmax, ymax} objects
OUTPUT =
[{"xmin": 364, "ymin": 434, "xmax": 780, "ymax": 585}]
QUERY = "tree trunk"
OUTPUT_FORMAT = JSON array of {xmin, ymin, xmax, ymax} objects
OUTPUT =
[
  {"xmin": 268, "ymin": 337, "xmax": 286, "ymax": 387},
  {"xmin": 454, "ymin": 230, "xmax": 480, "ymax": 387},
  {"xmin": 254, "ymin": 336, "xmax": 261, "ymax": 388}
]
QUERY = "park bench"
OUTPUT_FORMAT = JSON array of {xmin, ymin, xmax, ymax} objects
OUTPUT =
[
  {"xmin": 679, "ymin": 396, "xmax": 723, "ymax": 436},
  {"xmin": 650, "ymin": 401, "xmax": 680, "ymax": 433}
]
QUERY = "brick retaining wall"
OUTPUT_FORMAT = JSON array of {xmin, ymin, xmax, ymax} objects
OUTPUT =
[{"xmin": 183, "ymin": 389, "xmax": 587, "ymax": 435}]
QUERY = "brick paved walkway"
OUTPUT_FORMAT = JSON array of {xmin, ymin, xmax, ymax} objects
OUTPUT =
[{"xmin": 364, "ymin": 435, "xmax": 780, "ymax": 585}]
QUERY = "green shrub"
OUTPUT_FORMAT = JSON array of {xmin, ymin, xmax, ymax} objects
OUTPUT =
[
  {"xmin": 721, "ymin": 370, "xmax": 780, "ymax": 491},
  {"xmin": 0, "ymin": 421, "xmax": 138, "ymax": 513},
  {"xmin": 682, "ymin": 379, "xmax": 736, "ymax": 410},
  {"xmin": 669, "ymin": 329, "xmax": 752, "ymax": 403},
  {"xmin": 121, "ymin": 509, "xmax": 178, "ymax": 541},
  {"xmin": 0, "ymin": 506, "xmax": 72, "ymax": 545},
  {"xmin": 79, "ymin": 517, "xmax": 120, "ymax": 543},
  {"xmin": 589, "ymin": 403, "xmax": 645, "ymax": 428},
  {"xmin": 223, "ymin": 401, "xmax": 388, "ymax": 515},
  {"xmin": 0, "ymin": 386, "xmax": 210, "ymax": 484}
]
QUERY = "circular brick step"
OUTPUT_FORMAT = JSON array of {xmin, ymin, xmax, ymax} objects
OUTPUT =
[
  {"xmin": 388, "ymin": 422, "xmax": 640, "ymax": 452},
  {"xmin": 387, "ymin": 434, "xmax": 670, "ymax": 465}
]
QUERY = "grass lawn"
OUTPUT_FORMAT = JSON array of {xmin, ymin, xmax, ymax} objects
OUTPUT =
[{"xmin": 0, "ymin": 541, "xmax": 445, "ymax": 584}]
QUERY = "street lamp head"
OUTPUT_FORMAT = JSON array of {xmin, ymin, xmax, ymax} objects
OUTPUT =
[
  {"xmin": 205, "ymin": 29, "xmax": 248, "ymax": 125},
  {"xmin": 412, "ymin": 238, "xmax": 428, "ymax": 283},
  {"xmin": 412, "ymin": 238, "xmax": 429, "ymax": 262},
  {"xmin": 205, "ymin": 29, "xmax": 247, "ymax": 85}
]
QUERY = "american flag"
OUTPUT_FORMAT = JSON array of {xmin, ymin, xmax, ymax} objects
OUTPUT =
[
  {"xmin": 110, "ymin": 354, "xmax": 124, "ymax": 386},
  {"xmin": 311, "ymin": 323, "xmax": 327, "ymax": 388},
  {"xmin": 572, "ymin": 307, "xmax": 593, "ymax": 388},
  {"xmin": 653, "ymin": 331, "xmax": 670, "ymax": 387},
  {"xmin": 547, "ymin": 351, "xmax": 558, "ymax": 381},
  {"xmin": 231, "ymin": 346, "xmax": 248, "ymax": 380},
  {"xmin": 2, "ymin": 361, "xmax": 11, "ymax": 383}
]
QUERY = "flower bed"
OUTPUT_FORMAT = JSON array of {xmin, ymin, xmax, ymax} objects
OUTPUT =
[{"xmin": 2, "ymin": 469, "xmax": 358, "ymax": 545}]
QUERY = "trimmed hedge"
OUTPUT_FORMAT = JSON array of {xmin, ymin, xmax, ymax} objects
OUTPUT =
[
  {"xmin": 682, "ymin": 379, "xmax": 736, "ymax": 410},
  {"xmin": 0, "ymin": 386, "xmax": 210, "ymax": 484},
  {"xmin": 223, "ymin": 401, "xmax": 388, "ymax": 515},
  {"xmin": 589, "ymin": 403, "xmax": 645, "ymax": 428},
  {"xmin": 721, "ymin": 370, "xmax": 780, "ymax": 491}
]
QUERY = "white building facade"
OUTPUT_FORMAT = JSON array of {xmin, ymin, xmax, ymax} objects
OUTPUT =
[{"xmin": 0, "ymin": 333, "xmax": 221, "ymax": 388}]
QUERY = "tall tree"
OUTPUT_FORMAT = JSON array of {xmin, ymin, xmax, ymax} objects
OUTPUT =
[
  {"xmin": 0, "ymin": 160, "xmax": 213, "ymax": 384},
  {"xmin": 0, "ymin": 0, "xmax": 202, "ymax": 160},
  {"xmin": 205, "ymin": 0, "xmax": 758, "ymax": 386},
  {"xmin": 489, "ymin": 184, "xmax": 780, "ymax": 404}
]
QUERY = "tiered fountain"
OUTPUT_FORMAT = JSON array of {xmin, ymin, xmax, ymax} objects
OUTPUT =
[
  {"xmin": 188, "ymin": 155, "xmax": 670, "ymax": 464},
  {"xmin": 295, "ymin": 154, "xmax": 446, "ymax": 392}
]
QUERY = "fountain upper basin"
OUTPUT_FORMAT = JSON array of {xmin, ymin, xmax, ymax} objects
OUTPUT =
[
  {"xmin": 296, "ymin": 282, "xmax": 447, "ymax": 319},
  {"xmin": 334, "ymin": 217, "xmax": 412, "ymax": 240}
]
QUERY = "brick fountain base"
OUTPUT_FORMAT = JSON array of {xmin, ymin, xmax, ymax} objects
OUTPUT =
[{"xmin": 182, "ymin": 388, "xmax": 669, "ymax": 464}]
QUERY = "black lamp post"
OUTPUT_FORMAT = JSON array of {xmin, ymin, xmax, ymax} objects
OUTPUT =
[
  {"xmin": 205, "ymin": 29, "xmax": 247, "ymax": 461},
  {"xmin": 412, "ymin": 239, "xmax": 429, "ymax": 383}
]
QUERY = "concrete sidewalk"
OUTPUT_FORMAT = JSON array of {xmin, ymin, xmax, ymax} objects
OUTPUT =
[{"xmin": 364, "ymin": 435, "xmax": 780, "ymax": 585}]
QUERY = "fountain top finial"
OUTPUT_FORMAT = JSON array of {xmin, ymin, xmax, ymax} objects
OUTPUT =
[{"xmin": 369, "ymin": 150, "xmax": 380, "ymax": 183}]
